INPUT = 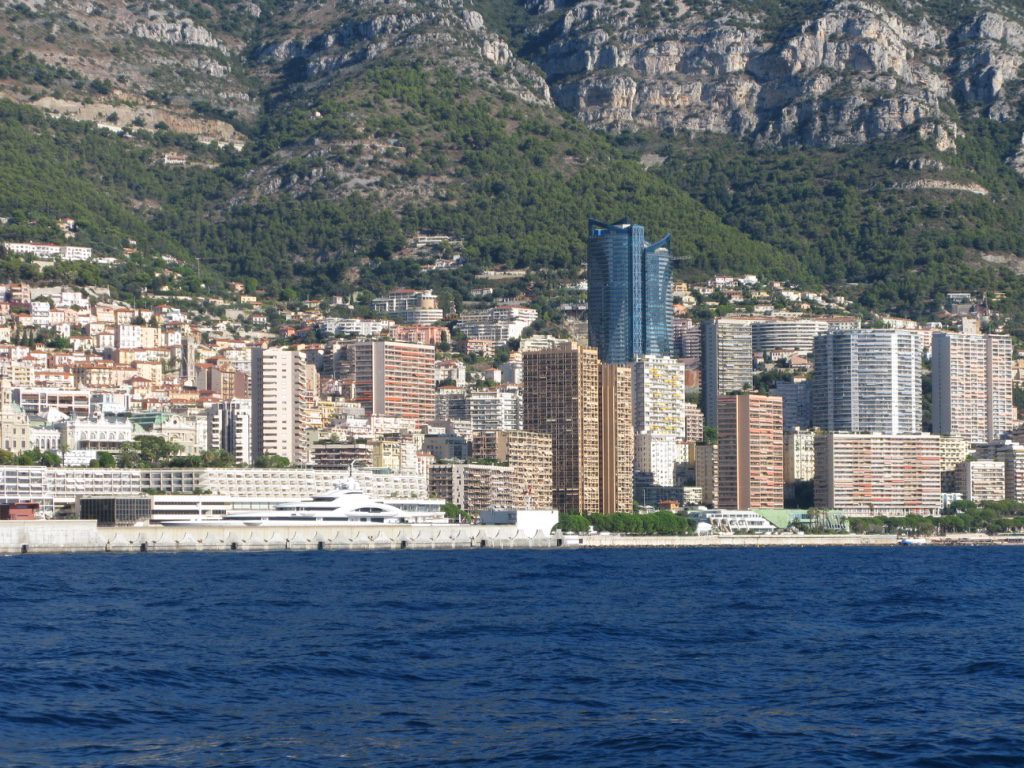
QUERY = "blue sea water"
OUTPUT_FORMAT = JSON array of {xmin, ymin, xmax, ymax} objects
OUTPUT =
[{"xmin": 1, "ymin": 547, "xmax": 1023, "ymax": 767}]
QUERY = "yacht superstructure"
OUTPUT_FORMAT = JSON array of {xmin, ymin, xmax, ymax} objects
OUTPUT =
[{"xmin": 155, "ymin": 480, "xmax": 448, "ymax": 526}]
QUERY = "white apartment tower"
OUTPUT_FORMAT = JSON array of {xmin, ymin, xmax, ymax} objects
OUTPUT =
[
  {"xmin": 250, "ymin": 347, "xmax": 311, "ymax": 464},
  {"xmin": 632, "ymin": 355, "xmax": 687, "ymax": 437},
  {"xmin": 932, "ymin": 332, "xmax": 1013, "ymax": 443},
  {"xmin": 812, "ymin": 329, "xmax": 921, "ymax": 435},
  {"xmin": 701, "ymin": 319, "xmax": 752, "ymax": 428}
]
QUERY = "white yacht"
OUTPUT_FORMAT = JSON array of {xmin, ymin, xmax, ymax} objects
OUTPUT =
[{"xmin": 157, "ymin": 480, "xmax": 448, "ymax": 527}]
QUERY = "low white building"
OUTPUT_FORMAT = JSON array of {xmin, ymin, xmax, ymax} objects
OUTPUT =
[
  {"xmin": 456, "ymin": 306, "xmax": 538, "ymax": 343},
  {"xmin": 479, "ymin": 508, "xmax": 558, "ymax": 536},
  {"xmin": 688, "ymin": 509, "xmax": 776, "ymax": 533}
]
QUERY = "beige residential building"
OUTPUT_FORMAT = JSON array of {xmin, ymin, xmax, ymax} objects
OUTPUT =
[
  {"xmin": 932, "ymin": 332, "xmax": 1014, "ymax": 443},
  {"xmin": 814, "ymin": 433, "xmax": 942, "ymax": 516},
  {"xmin": 74, "ymin": 362, "xmax": 137, "ymax": 389},
  {"xmin": 717, "ymin": 394, "xmax": 783, "ymax": 510},
  {"xmin": 473, "ymin": 430, "xmax": 553, "ymax": 510},
  {"xmin": 428, "ymin": 462, "xmax": 514, "ymax": 513},
  {"xmin": 685, "ymin": 407, "xmax": 705, "ymax": 445},
  {"xmin": 371, "ymin": 289, "xmax": 444, "ymax": 325},
  {"xmin": 523, "ymin": 342, "xmax": 600, "ymax": 514},
  {"xmin": 955, "ymin": 460, "xmax": 1005, "ymax": 503},
  {"xmin": 250, "ymin": 347, "xmax": 311, "ymax": 464},
  {"xmin": 599, "ymin": 363, "xmax": 634, "ymax": 514}
]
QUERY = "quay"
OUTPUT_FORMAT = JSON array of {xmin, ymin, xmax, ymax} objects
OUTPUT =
[
  {"xmin": 0, "ymin": 520, "xmax": 557, "ymax": 555},
  {"xmin": 1, "ymin": 522, "xmax": 1017, "ymax": 554}
]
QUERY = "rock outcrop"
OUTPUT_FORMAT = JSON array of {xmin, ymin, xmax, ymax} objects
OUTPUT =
[
  {"xmin": 530, "ymin": 0, "xmax": 1024, "ymax": 150},
  {"xmin": 131, "ymin": 14, "xmax": 225, "ymax": 50}
]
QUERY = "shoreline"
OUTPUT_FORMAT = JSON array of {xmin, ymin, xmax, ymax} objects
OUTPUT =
[{"xmin": 0, "ymin": 521, "xmax": 1020, "ymax": 554}]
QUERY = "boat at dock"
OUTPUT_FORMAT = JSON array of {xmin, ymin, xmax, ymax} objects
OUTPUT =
[{"xmin": 155, "ymin": 480, "xmax": 448, "ymax": 527}]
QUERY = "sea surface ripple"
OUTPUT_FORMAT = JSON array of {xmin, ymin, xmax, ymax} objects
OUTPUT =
[{"xmin": 1, "ymin": 547, "xmax": 1023, "ymax": 767}]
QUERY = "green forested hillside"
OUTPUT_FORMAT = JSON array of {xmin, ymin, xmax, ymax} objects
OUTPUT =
[
  {"xmin": 0, "ymin": 64, "xmax": 801, "ymax": 302},
  {"xmin": 656, "ymin": 121, "xmax": 1024, "ymax": 332}
]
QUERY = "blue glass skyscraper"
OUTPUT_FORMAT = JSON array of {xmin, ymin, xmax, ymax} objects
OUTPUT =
[{"xmin": 587, "ymin": 218, "xmax": 672, "ymax": 364}]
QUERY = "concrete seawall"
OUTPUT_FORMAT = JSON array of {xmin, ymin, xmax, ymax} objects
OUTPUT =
[
  {"xmin": 1, "ymin": 522, "xmax": 1010, "ymax": 554},
  {"xmin": 0, "ymin": 521, "xmax": 557, "ymax": 554}
]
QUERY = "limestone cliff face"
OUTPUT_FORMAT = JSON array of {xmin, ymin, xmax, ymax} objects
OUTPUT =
[
  {"xmin": 531, "ymin": 0, "xmax": 1024, "ymax": 149},
  {"xmin": 3, "ymin": 0, "xmax": 1023, "ymax": 154}
]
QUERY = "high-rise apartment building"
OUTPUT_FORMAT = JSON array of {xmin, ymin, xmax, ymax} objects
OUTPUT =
[
  {"xmin": 717, "ymin": 394, "xmax": 783, "ymax": 510},
  {"xmin": 631, "ymin": 355, "xmax": 687, "ymax": 495},
  {"xmin": 701, "ymin": 319, "xmax": 753, "ymax": 428},
  {"xmin": 932, "ymin": 332, "xmax": 1013, "ymax": 443},
  {"xmin": 587, "ymin": 219, "xmax": 671, "ymax": 363},
  {"xmin": 250, "ymin": 347, "xmax": 311, "ymax": 464},
  {"xmin": 674, "ymin": 317, "xmax": 702, "ymax": 361},
  {"xmin": 685, "ymin": 408, "xmax": 705, "ymax": 446},
  {"xmin": 812, "ymin": 330, "xmax": 921, "ymax": 435},
  {"xmin": 599, "ymin": 363, "xmax": 634, "ymax": 514},
  {"xmin": 814, "ymin": 432, "xmax": 942, "ymax": 516},
  {"xmin": 523, "ymin": 343, "xmax": 601, "ymax": 514},
  {"xmin": 939, "ymin": 435, "xmax": 971, "ymax": 491},
  {"xmin": 632, "ymin": 355, "xmax": 687, "ymax": 437},
  {"xmin": 349, "ymin": 340, "xmax": 436, "ymax": 425}
]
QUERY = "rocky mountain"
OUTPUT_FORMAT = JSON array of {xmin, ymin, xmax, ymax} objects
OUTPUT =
[
  {"xmin": 6, "ymin": 0, "xmax": 1023, "ymax": 151},
  {"xmin": 3, "ymin": 0, "xmax": 1024, "ymax": 326},
  {"xmin": 533, "ymin": 1, "xmax": 1024, "ymax": 151}
]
